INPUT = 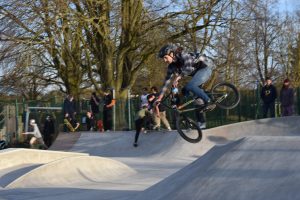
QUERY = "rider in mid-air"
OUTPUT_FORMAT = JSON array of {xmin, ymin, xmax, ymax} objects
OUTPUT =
[{"xmin": 156, "ymin": 44, "xmax": 212, "ymax": 107}]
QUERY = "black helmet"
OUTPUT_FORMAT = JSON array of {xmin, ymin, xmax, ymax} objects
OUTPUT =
[{"xmin": 158, "ymin": 44, "xmax": 177, "ymax": 58}]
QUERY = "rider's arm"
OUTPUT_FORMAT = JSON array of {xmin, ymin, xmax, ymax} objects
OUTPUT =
[
  {"xmin": 173, "ymin": 75, "xmax": 182, "ymax": 87},
  {"xmin": 158, "ymin": 65, "xmax": 176, "ymax": 99}
]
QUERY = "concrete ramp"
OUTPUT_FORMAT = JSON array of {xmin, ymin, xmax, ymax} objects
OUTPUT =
[
  {"xmin": 0, "ymin": 149, "xmax": 88, "ymax": 170},
  {"xmin": 132, "ymin": 136, "xmax": 300, "ymax": 200},
  {"xmin": 1, "ymin": 116, "xmax": 300, "ymax": 200},
  {"xmin": 7, "ymin": 156, "xmax": 136, "ymax": 188}
]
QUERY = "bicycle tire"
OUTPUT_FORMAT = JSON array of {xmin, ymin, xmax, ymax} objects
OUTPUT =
[
  {"xmin": 210, "ymin": 82, "xmax": 240, "ymax": 109},
  {"xmin": 176, "ymin": 114, "xmax": 202, "ymax": 143}
]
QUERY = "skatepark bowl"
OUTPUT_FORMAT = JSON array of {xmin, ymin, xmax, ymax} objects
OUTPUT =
[{"xmin": 1, "ymin": 116, "xmax": 300, "ymax": 200}]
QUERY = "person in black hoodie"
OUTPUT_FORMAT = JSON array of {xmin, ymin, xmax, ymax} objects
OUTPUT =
[
  {"xmin": 63, "ymin": 94, "xmax": 76, "ymax": 132},
  {"xmin": 90, "ymin": 92, "xmax": 100, "ymax": 119},
  {"xmin": 260, "ymin": 77, "xmax": 277, "ymax": 118},
  {"xmin": 103, "ymin": 89, "xmax": 115, "ymax": 131},
  {"xmin": 280, "ymin": 79, "xmax": 294, "ymax": 116}
]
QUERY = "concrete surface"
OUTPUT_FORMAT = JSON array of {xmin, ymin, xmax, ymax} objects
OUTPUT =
[{"xmin": 0, "ymin": 116, "xmax": 299, "ymax": 200}]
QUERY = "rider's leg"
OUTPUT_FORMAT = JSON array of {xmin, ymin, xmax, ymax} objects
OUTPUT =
[{"xmin": 184, "ymin": 67, "xmax": 212, "ymax": 103}]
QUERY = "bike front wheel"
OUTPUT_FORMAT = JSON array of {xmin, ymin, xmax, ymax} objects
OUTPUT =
[
  {"xmin": 210, "ymin": 82, "xmax": 240, "ymax": 109},
  {"xmin": 176, "ymin": 114, "xmax": 202, "ymax": 143}
]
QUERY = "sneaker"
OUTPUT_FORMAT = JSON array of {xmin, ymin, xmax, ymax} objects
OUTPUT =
[
  {"xmin": 197, "ymin": 122, "xmax": 202, "ymax": 128},
  {"xmin": 153, "ymin": 126, "xmax": 161, "ymax": 131},
  {"xmin": 200, "ymin": 122, "xmax": 206, "ymax": 129},
  {"xmin": 194, "ymin": 98, "xmax": 205, "ymax": 106},
  {"xmin": 133, "ymin": 143, "xmax": 138, "ymax": 147},
  {"xmin": 204, "ymin": 100, "xmax": 216, "ymax": 111}
]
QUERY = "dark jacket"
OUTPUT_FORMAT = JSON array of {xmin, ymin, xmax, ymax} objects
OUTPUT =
[
  {"xmin": 261, "ymin": 85, "xmax": 277, "ymax": 104},
  {"xmin": 43, "ymin": 119, "xmax": 55, "ymax": 136},
  {"xmin": 90, "ymin": 95, "xmax": 100, "ymax": 114},
  {"xmin": 63, "ymin": 98, "xmax": 76, "ymax": 117},
  {"xmin": 280, "ymin": 87, "xmax": 294, "ymax": 106},
  {"xmin": 103, "ymin": 94, "xmax": 113, "ymax": 110}
]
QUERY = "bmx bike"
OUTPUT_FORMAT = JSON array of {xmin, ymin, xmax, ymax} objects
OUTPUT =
[{"xmin": 159, "ymin": 82, "xmax": 240, "ymax": 143}]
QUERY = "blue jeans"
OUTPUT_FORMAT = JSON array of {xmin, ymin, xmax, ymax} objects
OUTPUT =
[{"xmin": 184, "ymin": 67, "xmax": 212, "ymax": 102}]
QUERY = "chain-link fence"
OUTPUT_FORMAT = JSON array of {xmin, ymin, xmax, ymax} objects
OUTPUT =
[{"xmin": 1, "ymin": 87, "xmax": 300, "ymax": 146}]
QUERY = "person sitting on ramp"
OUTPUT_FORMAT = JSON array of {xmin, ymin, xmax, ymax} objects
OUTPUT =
[{"xmin": 22, "ymin": 119, "xmax": 48, "ymax": 149}]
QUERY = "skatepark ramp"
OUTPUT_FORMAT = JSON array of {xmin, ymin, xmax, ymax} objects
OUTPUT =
[
  {"xmin": 6, "ymin": 156, "xmax": 136, "ymax": 188},
  {"xmin": 0, "ymin": 116, "xmax": 300, "ymax": 200},
  {"xmin": 132, "ymin": 136, "xmax": 300, "ymax": 200}
]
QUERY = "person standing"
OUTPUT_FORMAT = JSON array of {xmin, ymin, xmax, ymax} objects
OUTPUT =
[
  {"xmin": 103, "ymin": 89, "xmax": 115, "ymax": 131},
  {"xmin": 149, "ymin": 87, "xmax": 171, "ymax": 131},
  {"xmin": 260, "ymin": 77, "xmax": 277, "ymax": 118},
  {"xmin": 90, "ymin": 92, "xmax": 100, "ymax": 118},
  {"xmin": 63, "ymin": 95, "xmax": 76, "ymax": 132},
  {"xmin": 63, "ymin": 95, "xmax": 76, "ymax": 119},
  {"xmin": 43, "ymin": 116, "xmax": 55, "ymax": 147},
  {"xmin": 280, "ymin": 79, "xmax": 294, "ymax": 116}
]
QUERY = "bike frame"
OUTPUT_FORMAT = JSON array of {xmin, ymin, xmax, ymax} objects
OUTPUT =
[
  {"xmin": 159, "ymin": 88, "xmax": 229, "ymax": 115},
  {"xmin": 159, "ymin": 92, "xmax": 201, "ymax": 115}
]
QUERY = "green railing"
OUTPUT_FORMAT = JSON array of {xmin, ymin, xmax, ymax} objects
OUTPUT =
[{"xmin": 1, "ymin": 88, "xmax": 300, "ymax": 146}]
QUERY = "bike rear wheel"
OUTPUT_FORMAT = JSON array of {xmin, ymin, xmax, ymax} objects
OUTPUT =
[
  {"xmin": 210, "ymin": 82, "xmax": 240, "ymax": 109},
  {"xmin": 176, "ymin": 114, "xmax": 202, "ymax": 143}
]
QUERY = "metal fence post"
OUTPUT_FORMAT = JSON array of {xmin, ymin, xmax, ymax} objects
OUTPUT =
[
  {"xmin": 297, "ymin": 87, "xmax": 300, "ymax": 115},
  {"xmin": 15, "ymin": 99, "xmax": 18, "ymax": 142},
  {"xmin": 112, "ymin": 89, "xmax": 116, "ymax": 131},
  {"xmin": 255, "ymin": 81, "xmax": 260, "ymax": 119},
  {"xmin": 128, "ymin": 89, "xmax": 132, "ymax": 130}
]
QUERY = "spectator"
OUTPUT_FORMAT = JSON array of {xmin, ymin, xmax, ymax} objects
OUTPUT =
[
  {"xmin": 86, "ymin": 111, "xmax": 96, "ymax": 131},
  {"xmin": 63, "ymin": 94, "xmax": 76, "ymax": 119},
  {"xmin": 90, "ymin": 92, "xmax": 100, "ymax": 119},
  {"xmin": 140, "ymin": 87, "xmax": 149, "ymax": 108},
  {"xmin": 103, "ymin": 89, "xmax": 115, "ymax": 131},
  {"xmin": 148, "ymin": 90, "xmax": 171, "ymax": 131},
  {"xmin": 133, "ymin": 105, "xmax": 152, "ymax": 147},
  {"xmin": 170, "ymin": 87, "xmax": 181, "ymax": 129},
  {"xmin": 280, "ymin": 79, "xmax": 294, "ymax": 116},
  {"xmin": 22, "ymin": 119, "xmax": 48, "ymax": 149},
  {"xmin": 63, "ymin": 94, "xmax": 76, "ymax": 132},
  {"xmin": 261, "ymin": 77, "xmax": 277, "ymax": 118},
  {"xmin": 43, "ymin": 116, "xmax": 55, "ymax": 147}
]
